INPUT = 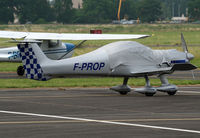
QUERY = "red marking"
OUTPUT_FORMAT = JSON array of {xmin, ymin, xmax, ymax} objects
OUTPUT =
[{"xmin": 90, "ymin": 30, "xmax": 102, "ymax": 34}]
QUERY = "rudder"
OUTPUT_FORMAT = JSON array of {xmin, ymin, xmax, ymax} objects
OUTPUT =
[{"xmin": 17, "ymin": 43, "xmax": 49, "ymax": 81}]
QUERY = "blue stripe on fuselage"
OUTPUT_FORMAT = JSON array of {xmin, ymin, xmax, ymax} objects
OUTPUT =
[{"xmin": 171, "ymin": 60, "xmax": 186, "ymax": 64}]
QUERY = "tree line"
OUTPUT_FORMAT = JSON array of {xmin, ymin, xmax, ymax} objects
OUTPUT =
[{"xmin": 0, "ymin": 0, "xmax": 199, "ymax": 24}]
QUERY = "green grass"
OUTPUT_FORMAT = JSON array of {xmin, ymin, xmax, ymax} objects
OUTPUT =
[
  {"xmin": 0, "ymin": 78, "xmax": 199, "ymax": 88},
  {"xmin": 0, "ymin": 62, "xmax": 21, "ymax": 72}
]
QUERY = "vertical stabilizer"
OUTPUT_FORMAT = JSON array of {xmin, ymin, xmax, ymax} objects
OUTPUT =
[{"xmin": 17, "ymin": 43, "xmax": 50, "ymax": 81}]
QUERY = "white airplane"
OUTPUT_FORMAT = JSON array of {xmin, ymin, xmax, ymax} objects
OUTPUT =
[
  {"xmin": 0, "ymin": 31, "xmax": 147, "ymax": 76},
  {"xmin": 0, "ymin": 31, "xmax": 196, "ymax": 96}
]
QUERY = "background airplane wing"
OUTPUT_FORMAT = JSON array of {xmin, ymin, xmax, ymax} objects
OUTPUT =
[
  {"xmin": 0, "ymin": 31, "xmax": 28, "ymax": 39},
  {"xmin": 0, "ymin": 31, "xmax": 150, "ymax": 40}
]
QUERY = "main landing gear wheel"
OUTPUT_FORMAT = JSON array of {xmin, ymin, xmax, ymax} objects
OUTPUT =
[
  {"xmin": 119, "ymin": 91, "xmax": 129, "ymax": 95},
  {"xmin": 17, "ymin": 66, "xmax": 24, "ymax": 76},
  {"xmin": 167, "ymin": 91, "xmax": 177, "ymax": 96},
  {"xmin": 145, "ymin": 93, "xmax": 155, "ymax": 97},
  {"xmin": 110, "ymin": 77, "xmax": 131, "ymax": 95}
]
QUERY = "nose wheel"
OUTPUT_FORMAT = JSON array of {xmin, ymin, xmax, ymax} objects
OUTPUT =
[
  {"xmin": 17, "ymin": 66, "xmax": 24, "ymax": 76},
  {"xmin": 167, "ymin": 91, "xmax": 177, "ymax": 96}
]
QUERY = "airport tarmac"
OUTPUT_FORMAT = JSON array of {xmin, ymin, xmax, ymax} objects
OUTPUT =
[{"xmin": 0, "ymin": 87, "xmax": 200, "ymax": 137}]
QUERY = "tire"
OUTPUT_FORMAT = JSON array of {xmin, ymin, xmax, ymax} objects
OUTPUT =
[
  {"xmin": 119, "ymin": 91, "xmax": 128, "ymax": 95},
  {"xmin": 17, "ymin": 66, "xmax": 24, "ymax": 76},
  {"xmin": 145, "ymin": 93, "xmax": 155, "ymax": 97},
  {"xmin": 167, "ymin": 91, "xmax": 177, "ymax": 96}
]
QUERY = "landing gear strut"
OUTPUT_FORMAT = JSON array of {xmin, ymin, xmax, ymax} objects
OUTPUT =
[
  {"xmin": 110, "ymin": 77, "xmax": 131, "ymax": 95},
  {"xmin": 17, "ymin": 66, "xmax": 24, "ymax": 76}
]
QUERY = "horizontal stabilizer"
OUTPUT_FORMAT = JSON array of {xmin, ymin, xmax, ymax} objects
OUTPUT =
[{"xmin": 171, "ymin": 63, "xmax": 197, "ymax": 71}]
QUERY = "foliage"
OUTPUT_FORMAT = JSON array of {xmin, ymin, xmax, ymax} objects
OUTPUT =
[
  {"xmin": 0, "ymin": 0, "xmax": 15, "ymax": 24},
  {"xmin": 16, "ymin": 0, "xmax": 55, "ymax": 24},
  {"xmin": 80, "ymin": 0, "xmax": 116, "ymax": 23},
  {"xmin": 118, "ymin": 0, "xmax": 138, "ymax": 20},
  {"xmin": 188, "ymin": 0, "xmax": 200, "ymax": 21},
  {"xmin": 137, "ymin": 0, "xmax": 162, "ymax": 23},
  {"xmin": 0, "ymin": 0, "xmax": 199, "ymax": 24},
  {"xmin": 54, "ymin": 0, "xmax": 75, "ymax": 23}
]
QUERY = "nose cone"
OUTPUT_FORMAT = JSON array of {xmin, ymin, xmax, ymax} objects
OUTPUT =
[{"xmin": 187, "ymin": 53, "xmax": 194, "ymax": 60}]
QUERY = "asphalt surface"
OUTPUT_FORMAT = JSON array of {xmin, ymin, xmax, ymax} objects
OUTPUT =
[
  {"xmin": 0, "ymin": 69, "xmax": 200, "ymax": 80},
  {"xmin": 0, "ymin": 87, "xmax": 200, "ymax": 137}
]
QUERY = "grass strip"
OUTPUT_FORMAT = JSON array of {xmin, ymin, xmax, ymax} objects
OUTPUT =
[{"xmin": 0, "ymin": 78, "xmax": 200, "ymax": 88}]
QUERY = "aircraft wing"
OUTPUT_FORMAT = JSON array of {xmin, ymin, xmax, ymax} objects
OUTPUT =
[
  {"xmin": 0, "ymin": 31, "xmax": 150, "ymax": 40},
  {"xmin": 131, "ymin": 67, "xmax": 173, "ymax": 76}
]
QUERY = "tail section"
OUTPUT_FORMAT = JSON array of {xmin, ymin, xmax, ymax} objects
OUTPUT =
[{"xmin": 17, "ymin": 43, "xmax": 50, "ymax": 81}]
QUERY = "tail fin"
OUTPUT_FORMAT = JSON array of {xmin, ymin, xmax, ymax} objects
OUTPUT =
[{"xmin": 17, "ymin": 43, "xmax": 50, "ymax": 81}]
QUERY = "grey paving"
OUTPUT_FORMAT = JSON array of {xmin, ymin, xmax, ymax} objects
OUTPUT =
[{"xmin": 0, "ymin": 87, "xmax": 200, "ymax": 137}]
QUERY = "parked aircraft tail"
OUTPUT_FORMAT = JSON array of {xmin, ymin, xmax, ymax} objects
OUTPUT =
[{"xmin": 17, "ymin": 43, "xmax": 50, "ymax": 81}]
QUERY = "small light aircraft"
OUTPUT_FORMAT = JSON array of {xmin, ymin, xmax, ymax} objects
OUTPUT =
[
  {"xmin": 0, "ymin": 31, "xmax": 197, "ymax": 96},
  {"xmin": 0, "ymin": 30, "xmax": 146, "ymax": 76}
]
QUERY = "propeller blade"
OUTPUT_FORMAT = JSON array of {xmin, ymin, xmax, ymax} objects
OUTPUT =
[{"xmin": 181, "ymin": 33, "xmax": 188, "ymax": 53}]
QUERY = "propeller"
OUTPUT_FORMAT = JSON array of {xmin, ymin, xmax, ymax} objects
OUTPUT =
[
  {"xmin": 181, "ymin": 33, "xmax": 196, "ymax": 79},
  {"xmin": 181, "ymin": 33, "xmax": 194, "ymax": 61}
]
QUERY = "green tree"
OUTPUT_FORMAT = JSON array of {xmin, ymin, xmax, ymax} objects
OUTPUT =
[
  {"xmin": 137, "ymin": 0, "xmax": 162, "ymax": 23},
  {"xmin": 0, "ymin": 0, "xmax": 15, "ymax": 24},
  {"xmin": 117, "ymin": 0, "xmax": 138, "ymax": 20},
  {"xmin": 81, "ymin": 0, "xmax": 115, "ymax": 23},
  {"xmin": 17, "ymin": 0, "xmax": 55, "ymax": 24},
  {"xmin": 188, "ymin": 0, "xmax": 200, "ymax": 21},
  {"xmin": 54, "ymin": 0, "xmax": 74, "ymax": 23}
]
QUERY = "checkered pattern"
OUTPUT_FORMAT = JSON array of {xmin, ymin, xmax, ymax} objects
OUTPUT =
[{"xmin": 17, "ymin": 43, "xmax": 47, "ymax": 81}]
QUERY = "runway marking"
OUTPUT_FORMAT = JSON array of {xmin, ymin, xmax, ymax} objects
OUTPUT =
[
  {"xmin": 1, "ymin": 118, "xmax": 200, "ymax": 125},
  {"xmin": 0, "ymin": 110, "xmax": 200, "ymax": 134},
  {"xmin": 178, "ymin": 91, "xmax": 200, "ymax": 94}
]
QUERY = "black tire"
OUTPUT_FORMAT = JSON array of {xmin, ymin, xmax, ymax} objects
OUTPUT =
[
  {"xmin": 17, "ymin": 66, "xmax": 24, "ymax": 76},
  {"xmin": 145, "ymin": 93, "xmax": 155, "ymax": 97},
  {"xmin": 167, "ymin": 91, "xmax": 177, "ymax": 96},
  {"xmin": 119, "ymin": 91, "xmax": 128, "ymax": 95}
]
